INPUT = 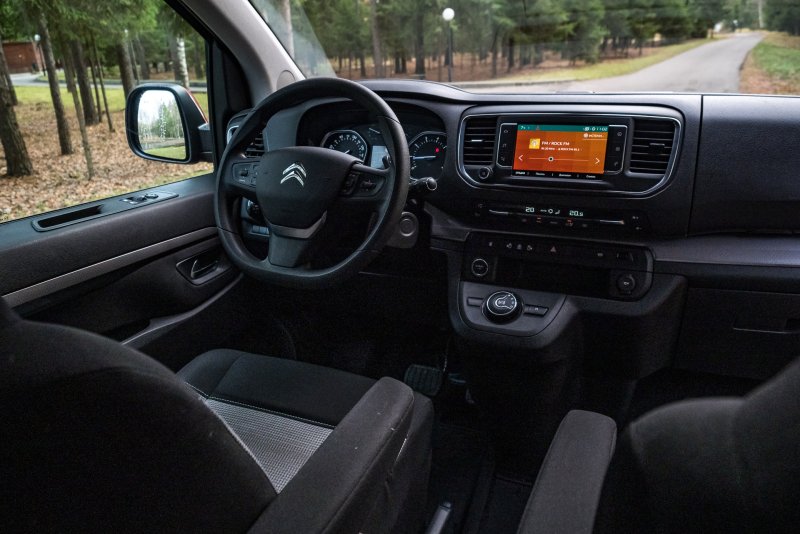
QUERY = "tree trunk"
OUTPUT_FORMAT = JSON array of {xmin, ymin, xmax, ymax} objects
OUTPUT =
[
  {"xmin": 191, "ymin": 34, "xmax": 205, "ymax": 79},
  {"xmin": 92, "ymin": 35, "xmax": 113, "ymax": 133},
  {"xmin": 70, "ymin": 40, "xmax": 98, "ymax": 126},
  {"xmin": 491, "ymin": 29, "xmax": 499, "ymax": 79},
  {"xmin": 172, "ymin": 36, "xmax": 190, "ymax": 89},
  {"xmin": 279, "ymin": 0, "xmax": 294, "ymax": 57},
  {"xmin": 369, "ymin": 0, "xmax": 383, "ymax": 77},
  {"xmin": 134, "ymin": 36, "xmax": 150, "ymax": 80},
  {"xmin": 116, "ymin": 39, "xmax": 135, "ymax": 98},
  {"xmin": 88, "ymin": 50, "xmax": 102, "ymax": 121},
  {"xmin": 37, "ymin": 15, "xmax": 72, "ymax": 155},
  {"xmin": 507, "ymin": 36, "xmax": 515, "ymax": 71},
  {"xmin": 0, "ymin": 45, "xmax": 32, "ymax": 176},
  {"xmin": 358, "ymin": 51, "xmax": 367, "ymax": 77},
  {"xmin": 414, "ymin": 8, "xmax": 425, "ymax": 76},
  {"xmin": 0, "ymin": 31, "xmax": 18, "ymax": 106},
  {"xmin": 63, "ymin": 42, "xmax": 95, "ymax": 179}
]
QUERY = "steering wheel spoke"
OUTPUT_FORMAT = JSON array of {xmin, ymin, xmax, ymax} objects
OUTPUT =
[{"xmin": 263, "ymin": 233, "xmax": 314, "ymax": 268}]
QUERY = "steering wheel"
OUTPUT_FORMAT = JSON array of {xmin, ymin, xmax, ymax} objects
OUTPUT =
[{"xmin": 215, "ymin": 78, "xmax": 410, "ymax": 289}]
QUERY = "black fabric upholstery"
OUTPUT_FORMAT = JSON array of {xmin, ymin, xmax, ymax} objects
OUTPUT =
[
  {"xmin": 0, "ymin": 303, "xmax": 275, "ymax": 533},
  {"xmin": 179, "ymin": 348, "xmax": 375, "ymax": 426},
  {"xmin": 595, "ymin": 357, "xmax": 800, "ymax": 534},
  {"xmin": 1, "ymin": 297, "xmax": 433, "ymax": 533},
  {"xmin": 517, "ymin": 410, "xmax": 617, "ymax": 534},
  {"xmin": 251, "ymin": 377, "xmax": 426, "ymax": 533},
  {"xmin": 361, "ymin": 391, "xmax": 435, "ymax": 534}
]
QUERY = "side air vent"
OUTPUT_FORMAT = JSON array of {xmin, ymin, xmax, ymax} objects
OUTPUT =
[
  {"xmin": 462, "ymin": 116, "xmax": 498, "ymax": 166},
  {"xmin": 629, "ymin": 119, "xmax": 675, "ymax": 175},
  {"xmin": 244, "ymin": 133, "xmax": 265, "ymax": 158}
]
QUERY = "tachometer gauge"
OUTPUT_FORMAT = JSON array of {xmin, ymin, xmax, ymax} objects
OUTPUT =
[
  {"xmin": 409, "ymin": 132, "xmax": 447, "ymax": 179},
  {"xmin": 321, "ymin": 130, "xmax": 368, "ymax": 162}
]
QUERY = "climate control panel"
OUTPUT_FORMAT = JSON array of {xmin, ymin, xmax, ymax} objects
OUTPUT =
[{"xmin": 463, "ymin": 232, "xmax": 653, "ymax": 301}]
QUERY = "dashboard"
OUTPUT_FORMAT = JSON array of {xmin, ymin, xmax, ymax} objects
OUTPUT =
[{"xmin": 224, "ymin": 81, "xmax": 800, "ymax": 380}]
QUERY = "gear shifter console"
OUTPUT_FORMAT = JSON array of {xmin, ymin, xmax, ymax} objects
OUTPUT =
[
  {"xmin": 461, "ymin": 282, "xmax": 565, "ymax": 337},
  {"xmin": 483, "ymin": 291, "xmax": 522, "ymax": 323}
]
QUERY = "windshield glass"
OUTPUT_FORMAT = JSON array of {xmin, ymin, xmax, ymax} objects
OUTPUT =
[{"xmin": 250, "ymin": 0, "xmax": 798, "ymax": 95}]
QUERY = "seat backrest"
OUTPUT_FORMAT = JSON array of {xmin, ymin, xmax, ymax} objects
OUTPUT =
[
  {"xmin": 594, "ymin": 358, "xmax": 800, "ymax": 533},
  {"xmin": 0, "ymin": 299, "xmax": 275, "ymax": 532}
]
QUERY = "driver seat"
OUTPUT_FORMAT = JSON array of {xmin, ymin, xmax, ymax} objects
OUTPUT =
[{"xmin": 0, "ymin": 297, "xmax": 433, "ymax": 533}]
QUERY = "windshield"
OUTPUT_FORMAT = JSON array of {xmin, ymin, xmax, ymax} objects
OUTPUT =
[{"xmin": 250, "ymin": 0, "xmax": 798, "ymax": 95}]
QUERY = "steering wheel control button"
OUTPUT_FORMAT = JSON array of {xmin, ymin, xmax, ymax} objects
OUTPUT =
[
  {"xmin": 470, "ymin": 258, "xmax": 490, "ymax": 278},
  {"xmin": 341, "ymin": 172, "xmax": 360, "ymax": 196},
  {"xmin": 483, "ymin": 291, "xmax": 522, "ymax": 323},
  {"xmin": 616, "ymin": 273, "xmax": 637, "ymax": 294},
  {"xmin": 523, "ymin": 305, "xmax": 549, "ymax": 317}
]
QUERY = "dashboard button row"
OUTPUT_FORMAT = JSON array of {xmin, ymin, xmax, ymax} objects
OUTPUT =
[{"xmin": 479, "ymin": 235, "xmax": 646, "ymax": 269}]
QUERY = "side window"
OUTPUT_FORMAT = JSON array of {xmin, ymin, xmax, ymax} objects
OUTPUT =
[{"xmin": 0, "ymin": 3, "xmax": 212, "ymax": 224}]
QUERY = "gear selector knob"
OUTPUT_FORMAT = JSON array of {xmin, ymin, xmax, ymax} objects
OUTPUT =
[{"xmin": 483, "ymin": 291, "xmax": 522, "ymax": 323}]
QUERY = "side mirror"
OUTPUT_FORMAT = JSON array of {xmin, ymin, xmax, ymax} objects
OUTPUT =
[{"xmin": 125, "ymin": 83, "xmax": 212, "ymax": 163}]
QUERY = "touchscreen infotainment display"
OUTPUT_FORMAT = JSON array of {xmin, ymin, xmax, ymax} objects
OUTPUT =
[{"xmin": 513, "ymin": 124, "xmax": 609, "ymax": 175}]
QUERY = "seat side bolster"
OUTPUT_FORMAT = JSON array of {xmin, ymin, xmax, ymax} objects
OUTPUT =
[
  {"xmin": 250, "ymin": 376, "xmax": 415, "ymax": 534},
  {"xmin": 517, "ymin": 410, "xmax": 617, "ymax": 534}
]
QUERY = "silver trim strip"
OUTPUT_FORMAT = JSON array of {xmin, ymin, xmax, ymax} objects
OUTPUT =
[{"xmin": 3, "ymin": 227, "xmax": 218, "ymax": 307}]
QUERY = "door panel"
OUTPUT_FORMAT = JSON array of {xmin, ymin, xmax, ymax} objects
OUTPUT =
[
  {"xmin": 0, "ymin": 173, "xmax": 238, "ymax": 350},
  {"xmin": 0, "ymin": 173, "xmax": 217, "ymax": 297}
]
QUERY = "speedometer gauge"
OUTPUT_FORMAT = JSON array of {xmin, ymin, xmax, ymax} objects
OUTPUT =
[
  {"xmin": 409, "ymin": 132, "xmax": 447, "ymax": 179},
  {"xmin": 321, "ymin": 130, "xmax": 368, "ymax": 162}
]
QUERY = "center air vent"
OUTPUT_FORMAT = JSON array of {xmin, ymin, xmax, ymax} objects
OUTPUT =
[
  {"xmin": 462, "ymin": 116, "xmax": 498, "ymax": 166},
  {"xmin": 629, "ymin": 119, "xmax": 675, "ymax": 175},
  {"xmin": 244, "ymin": 133, "xmax": 265, "ymax": 158}
]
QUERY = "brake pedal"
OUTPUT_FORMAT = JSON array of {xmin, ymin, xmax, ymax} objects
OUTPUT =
[{"xmin": 404, "ymin": 364, "xmax": 443, "ymax": 397}]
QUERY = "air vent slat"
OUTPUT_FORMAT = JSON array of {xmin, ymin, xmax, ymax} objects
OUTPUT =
[
  {"xmin": 462, "ymin": 116, "xmax": 498, "ymax": 166},
  {"xmin": 628, "ymin": 119, "xmax": 676, "ymax": 175},
  {"xmin": 244, "ymin": 133, "xmax": 265, "ymax": 158}
]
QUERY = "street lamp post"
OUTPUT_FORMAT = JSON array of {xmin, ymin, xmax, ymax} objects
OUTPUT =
[
  {"xmin": 442, "ymin": 8, "xmax": 454, "ymax": 83},
  {"xmin": 33, "ymin": 34, "xmax": 41, "ymax": 73}
]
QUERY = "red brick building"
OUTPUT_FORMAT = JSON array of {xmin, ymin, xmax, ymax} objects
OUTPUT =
[{"xmin": 2, "ymin": 41, "xmax": 45, "ymax": 74}]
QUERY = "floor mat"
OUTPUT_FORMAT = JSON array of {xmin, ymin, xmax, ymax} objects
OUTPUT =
[
  {"xmin": 426, "ymin": 421, "xmax": 489, "ymax": 534},
  {"xmin": 473, "ymin": 475, "xmax": 532, "ymax": 533}
]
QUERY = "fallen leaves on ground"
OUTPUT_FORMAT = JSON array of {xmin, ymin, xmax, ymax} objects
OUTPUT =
[{"xmin": 0, "ymin": 102, "xmax": 212, "ymax": 223}]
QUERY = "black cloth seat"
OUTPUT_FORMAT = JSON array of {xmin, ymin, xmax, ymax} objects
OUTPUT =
[
  {"xmin": 0, "ymin": 298, "xmax": 433, "ymax": 533},
  {"xmin": 517, "ymin": 358, "xmax": 800, "ymax": 534}
]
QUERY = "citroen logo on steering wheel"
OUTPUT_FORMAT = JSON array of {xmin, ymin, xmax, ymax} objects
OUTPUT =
[{"xmin": 280, "ymin": 162, "xmax": 307, "ymax": 187}]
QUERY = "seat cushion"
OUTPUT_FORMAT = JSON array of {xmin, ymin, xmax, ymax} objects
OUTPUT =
[
  {"xmin": 179, "ymin": 349, "xmax": 376, "ymax": 426},
  {"xmin": 178, "ymin": 349, "xmax": 378, "ymax": 492},
  {"xmin": 179, "ymin": 349, "xmax": 434, "ymax": 532}
]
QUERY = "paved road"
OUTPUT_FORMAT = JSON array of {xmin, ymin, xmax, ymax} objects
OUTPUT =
[
  {"xmin": 469, "ymin": 33, "xmax": 764, "ymax": 94},
  {"xmin": 9, "ymin": 71, "xmax": 207, "ymax": 92}
]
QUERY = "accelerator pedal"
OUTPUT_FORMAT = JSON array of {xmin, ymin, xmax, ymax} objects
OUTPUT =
[{"xmin": 404, "ymin": 364, "xmax": 443, "ymax": 397}]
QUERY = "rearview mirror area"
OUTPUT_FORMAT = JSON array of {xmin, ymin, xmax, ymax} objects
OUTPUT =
[{"xmin": 125, "ymin": 83, "xmax": 211, "ymax": 164}]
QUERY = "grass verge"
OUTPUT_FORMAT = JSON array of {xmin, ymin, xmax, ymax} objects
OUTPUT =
[{"xmin": 740, "ymin": 32, "xmax": 800, "ymax": 94}]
